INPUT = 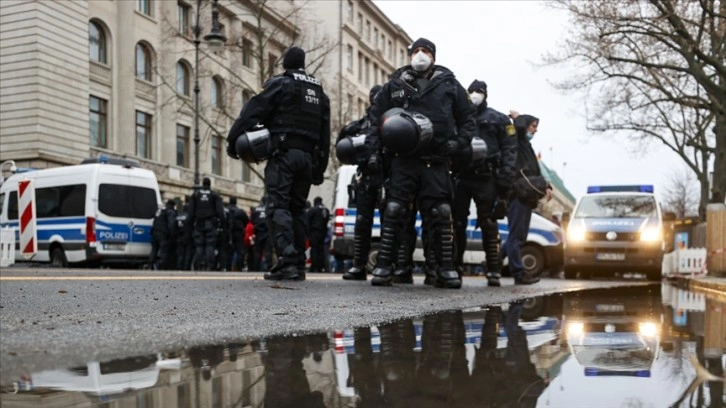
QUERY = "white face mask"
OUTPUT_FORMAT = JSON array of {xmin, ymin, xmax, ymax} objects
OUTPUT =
[
  {"xmin": 469, "ymin": 92, "xmax": 484, "ymax": 106},
  {"xmin": 411, "ymin": 51, "xmax": 432, "ymax": 72}
]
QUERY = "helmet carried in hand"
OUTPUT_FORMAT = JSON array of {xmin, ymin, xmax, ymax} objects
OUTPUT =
[
  {"xmin": 380, "ymin": 109, "xmax": 433, "ymax": 155},
  {"xmin": 236, "ymin": 127, "xmax": 272, "ymax": 163}
]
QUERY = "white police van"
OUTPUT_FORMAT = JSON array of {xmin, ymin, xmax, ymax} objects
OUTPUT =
[
  {"xmin": 564, "ymin": 185, "xmax": 670, "ymax": 281},
  {"xmin": 0, "ymin": 156, "xmax": 161, "ymax": 267},
  {"xmin": 330, "ymin": 165, "xmax": 564, "ymax": 276}
]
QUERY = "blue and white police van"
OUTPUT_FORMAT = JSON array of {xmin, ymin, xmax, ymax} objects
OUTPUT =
[
  {"xmin": 564, "ymin": 185, "xmax": 670, "ymax": 281},
  {"xmin": 330, "ymin": 165, "xmax": 564, "ymax": 276},
  {"xmin": 0, "ymin": 157, "xmax": 161, "ymax": 267}
]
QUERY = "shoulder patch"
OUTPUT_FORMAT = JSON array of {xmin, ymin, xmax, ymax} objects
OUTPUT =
[{"xmin": 506, "ymin": 124, "xmax": 516, "ymax": 136}]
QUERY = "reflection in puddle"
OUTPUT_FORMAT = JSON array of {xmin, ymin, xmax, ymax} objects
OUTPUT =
[{"xmin": 1, "ymin": 284, "xmax": 723, "ymax": 407}]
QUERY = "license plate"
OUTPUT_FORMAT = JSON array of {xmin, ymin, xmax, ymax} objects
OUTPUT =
[
  {"xmin": 104, "ymin": 243, "xmax": 126, "ymax": 251},
  {"xmin": 596, "ymin": 252, "xmax": 625, "ymax": 261}
]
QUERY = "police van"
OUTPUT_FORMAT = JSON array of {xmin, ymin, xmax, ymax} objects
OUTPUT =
[
  {"xmin": 0, "ymin": 156, "xmax": 161, "ymax": 267},
  {"xmin": 564, "ymin": 185, "xmax": 671, "ymax": 281},
  {"xmin": 330, "ymin": 165, "xmax": 564, "ymax": 276}
]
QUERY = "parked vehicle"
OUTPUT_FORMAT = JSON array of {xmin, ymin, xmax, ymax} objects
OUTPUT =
[
  {"xmin": 330, "ymin": 165, "xmax": 564, "ymax": 277},
  {"xmin": 0, "ymin": 156, "xmax": 161, "ymax": 267}
]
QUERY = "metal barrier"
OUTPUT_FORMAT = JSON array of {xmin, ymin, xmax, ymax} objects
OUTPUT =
[
  {"xmin": 0, "ymin": 226, "xmax": 16, "ymax": 268},
  {"xmin": 662, "ymin": 248, "xmax": 708, "ymax": 277}
]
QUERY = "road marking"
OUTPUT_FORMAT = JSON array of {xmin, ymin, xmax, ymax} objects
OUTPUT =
[{"xmin": 0, "ymin": 275, "xmax": 343, "ymax": 281}]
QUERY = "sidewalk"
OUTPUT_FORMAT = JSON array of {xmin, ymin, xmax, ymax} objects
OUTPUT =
[{"xmin": 669, "ymin": 275, "xmax": 726, "ymax": 302}]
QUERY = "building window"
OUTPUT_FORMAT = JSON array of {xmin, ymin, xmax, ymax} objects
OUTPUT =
[
  {"xmin": 211, "ymin": 136, "xmax": 222, "ymax": 175},
  {"xmin": 176, "ymin": 124, "xmax": 189, "ymax": 167},
  {"xmin": 366, "ymin": 20, "xmax": 371, "ymax": 42},
  {"xmin": 89, "ymin": 21, "xmax": 107, "ymax": 64},
  {"xmin": 211, "ymin": 76, "xmax": 224, "ymax": 109},
  {"xmin": 89, "ymin": 96, "xmax": 107, "ymax": 148},
  {"xmin": 399, "ymin": 49, "xmax": 405, "ymax": 66},
  {"xmin": 388, "ymin": 40, "xmax": 393, "ymax": 59},
  {"xmin": 364, "ymin": 57, "xmax": 370, "ymax": 86},
  {"xmin": 242, "ymin": 39, "xmax": 253, "ymax": 68},
  {"xmin": 267, "ymin": 53, "xmax": 277, "ymax": 79},
  {"xmin": 135, "ymin": 42, "xmax": 152, "ymax": 81},
  {"xmin": 137, "ymin": 0, "xmax": 152, "ymax": 16},
  {"xmin": 346, "ymin": 45, "xmax": 353, "ymax": 72},
  {"xmin": 373, "ymin": 63, "xmax": 378, "ymax": 85},
  {"xmin": 357, "ymin": 13, "xmax": 362, "ymax": 33},
  {"xmin": 176, "ymin": 61, "xmax": 190, "ymax": 96},
  {"xmin": 346, "ymin": 0, "xmax": 353, "ymax": 22},
  {"xmin": 178, "ymin": 2, "xmax": 191, "ymax": 36},
  {"xmin": 241, "ymin": 163, "xmax": 251, "ymax": 183},
  {"xmin": 358, "ymin": 52, "xmax": 363, "ymax": 81},
  {"xmin": 373, "ymin": 28, "xmax": 378, "ymax": 48},
  {"xmin": 136, "ymin": 111, "xmax": 152, "ymax": 159},
  {"xmin": 380, "ymin": 34, "xmax": 385, "ymax": 52}
]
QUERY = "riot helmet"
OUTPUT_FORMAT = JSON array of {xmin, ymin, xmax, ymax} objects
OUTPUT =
[
  {"xmin": 235, "ymin": 127, "xmax": 272, "ymax": 163},
  {"xmin": 335, "ymin": 134, "xmax": 367, "ymax": 165},
  {"xmin": 380, "ymin": 109, "xmax": 433, "ymax": 155}
]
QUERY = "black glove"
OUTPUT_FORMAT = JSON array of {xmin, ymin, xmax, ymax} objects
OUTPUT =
[
  {"xmin": 366, "ymin": 153, "xmax": 382, "ymax": 174},
  {"xmin": 492, "ymin": 199, "xmax": 508, "ymax": 220},
  {"xmin": 227, "ymin": 139, "xmax": 239, "ymax": 160},
  {"xmin": 312, "ymin": 166, "xmax": 324, "ymax": 186},
  {"xmin": 442, "ymin": 140, "xmax": 460, "ymax": 156}
]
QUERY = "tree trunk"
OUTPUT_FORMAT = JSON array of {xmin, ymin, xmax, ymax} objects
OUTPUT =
[{"xmin": 713, "ymin": 111, "xmax": 726, "ymax": 203}]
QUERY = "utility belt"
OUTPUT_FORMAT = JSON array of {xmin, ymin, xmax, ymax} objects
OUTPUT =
[
  {"xmin": 194, "ymin": 216, "xmax": 219, "ymax": 229},
  {"xmin": 273, "ymin": 133, "xmax": 317, "ymax": 154}
]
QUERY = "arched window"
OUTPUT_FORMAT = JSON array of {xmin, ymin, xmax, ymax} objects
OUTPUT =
[
  {"xmin": 176, "ymin": 61, "xmax": 190, "ymax": 96},
  {"xmin": 89, "ymin": 21, "xmax": 107, "ymax": 63},
  {"xmin": 211, "ymin": 76, "xmax": 224, "ymax": 108},
  {"xmin": 135, "ymin": 42, "xmax": 153, "ymax": 81}
]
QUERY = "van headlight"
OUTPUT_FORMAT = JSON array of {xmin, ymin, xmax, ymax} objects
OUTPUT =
[
  {"xmin": 567, "ymin": 225, "xmax": 586, "ymax": 242},
  {"xmin": 638, "ymin": 322, "xmax": 659, "ymax": 337},
  {"xmin": 567, "ymin": 322, "xmax": 585, "ymax": 336},
  {"xmin": 640, "ymin": 228, "xmax": 661, "ymax": 242}
]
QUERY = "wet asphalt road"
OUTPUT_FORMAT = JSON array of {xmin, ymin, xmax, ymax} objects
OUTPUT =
[{"xmin": 0, "ymin": 268, "xmax": 647, "ymax": 381}]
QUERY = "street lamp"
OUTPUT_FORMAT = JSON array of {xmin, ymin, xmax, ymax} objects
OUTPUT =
[
  {"xmin": 0, "ymin": 160, "xmax": 17, "ymax": 184},
  {"xmin": 193, "ymin": 0, "xmax": 227, "ymax": 188}
]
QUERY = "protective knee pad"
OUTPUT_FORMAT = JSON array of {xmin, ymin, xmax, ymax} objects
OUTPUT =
[{"xmin": 383, "ymin": 200, "xmax": 405, "ymax": 221}]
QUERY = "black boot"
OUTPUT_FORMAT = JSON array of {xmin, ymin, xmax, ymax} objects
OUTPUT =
[
  {"xmin": 343, "ymin": 266, "xmax": 366, "ymax": 281},
  {"xmin": 514, "ymin": 274, "xmax": 540, "ymax": 285},
  {"xmin": 487, "ymin": 271, "xmax": 501, "ymax": 287},
  {"xmin": 264, "ymin": 263, "xmax": 299, "ymax": 281},
  {"xmin": 434, "ymin": 210, "xmax": 461, "ymax": 289},
  {"xmin": 371, "ymin": 266, "xmax": 393, "ymax": 286},
  {"xmin": 392, "ymin": 266, "xmax": 414, "ymax": 284},
  {"xmin": 371, "ymin": 203, "xmax": 401, "ymax": 287}
]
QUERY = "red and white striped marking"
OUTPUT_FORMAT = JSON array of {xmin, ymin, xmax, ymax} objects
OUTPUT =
[{"xmin": 18, "ymin": 179, "xmax": 37, "ymax": 259}]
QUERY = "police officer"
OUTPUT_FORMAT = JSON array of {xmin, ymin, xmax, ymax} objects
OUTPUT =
[
  {"xmin": 150, "ymin": 199, "xmax": 176, "ymax": 270},
  {"xmin": 227, "ymin": 196, "xmax": 249, "ymax": 271},
  {"xmin": 307, "ymin": 196, "xmax": 330, "ymax": 272},
  {"xmin": 217, "ymin": 202, "xmax": 230, "ymax": 271},
  {"xmin": 365, "ymin": 38, "xmax": 476, "ymax": 288},
  {"xmin": 250, "ymin": 197, "xmax": 271, "ymax": 271},
  {"xmin": 452, "ymin": 80, "xmax": 517, "ymax": 287},
  {"xmin": 175, "ymin": 199, "xmax": 193, "ymax": 270},
  {"xmin": 189, "ymin": 177, "xmax": 225, "ymax": 271},
  {"xmin": 227, "ymin": 46, "xmax": 330, "ymax": 281},
  {"xmin": 339, "ymin": 84, "xmax": 383, "ymax": 281}
]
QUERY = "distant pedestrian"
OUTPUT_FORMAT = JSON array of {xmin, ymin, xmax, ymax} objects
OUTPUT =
[
  {"xmin": 250, "ymin": 196, "xmax": 272, "ymax": 271},
  {"xmin": 227, "ymin": 197, "xmax": 249, "ymax": 271},
  {"xmin": 189, "ymin": 177, "xmax": 225, "ymax": 271},
  {"xmin": 150, "ymin": 199, "xmax": 176, "ymax": 270},
  {"xmin": 307, "ymin": 197, "xmax": 330, "ymax": 272}
]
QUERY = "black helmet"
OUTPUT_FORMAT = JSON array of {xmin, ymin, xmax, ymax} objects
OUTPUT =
[
  {"xmin": 454, "ymin": 136, "xmax": 488, "ymax": 167},
  {"xmin": 235, "ymin": 127, "xmax": 272, "ymax": 163},
  {"xmin": 335, "ymin": 134, "xmax": 367, "ymax": 165},
  {"xmin": 380, "ymin": 109, "xmax": 433, "ymax": 155}
]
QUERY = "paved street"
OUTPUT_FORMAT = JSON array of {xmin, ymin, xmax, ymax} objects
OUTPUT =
[{"xmin": 0, "ymin": 267, "xmax": 648, "ymax": 381}]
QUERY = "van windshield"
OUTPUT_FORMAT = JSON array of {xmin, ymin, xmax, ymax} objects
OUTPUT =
[
  {"xmin": 98, "ymin": 184, "xmax": 157, "ymax": 219},
  {"xmin": 575, "ymin": 195, "xmax": 657, "ymax": 219}
]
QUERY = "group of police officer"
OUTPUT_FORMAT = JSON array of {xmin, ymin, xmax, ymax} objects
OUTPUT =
[{"xmin": 226, "ymin": 38, "xmax": 550, "ymax": 288}]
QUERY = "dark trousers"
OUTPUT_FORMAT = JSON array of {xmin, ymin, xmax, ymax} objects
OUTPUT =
[
  {"xmin": 453, "ymin": 177, "xmax": 500, "ymax": 272},
  {"xmin": 352, "ymin": 172, "xmax": 382, "ymax": 267},
  {"xmin": 217, "ymin": 230, "xmax": 229, "ymax": 270},
  {"xmin": 309, "ymin": 230, "xmax": 327, "ymax": 272},
  {"xmin": 150, "ymin": 237, "xmax": 172, "ymax": 270},
  {"xmin": 504, "ymin": 198, "xmax": 532, "ymax": 279},
  {"xmin": 176, "ymin": 239, "xmax": 192, "ymax": 270},
  {"xmin": 265, "ymin": 149, "xmax": 313, "ymax": 267},
  {"xmin": 252, "ymin": 235, "xmax": 272, "ymax": 271},
  {"xmin": 229, "ymin": 233, "xmax": 246, "ymax": 271},
  {"xmin": 193, "ymin": 220, "xmax": 218, "ymax": 271}
]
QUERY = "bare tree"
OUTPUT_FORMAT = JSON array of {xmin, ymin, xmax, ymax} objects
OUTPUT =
[
  {"xmin": 663, "ymin": 166, "xmax": 700, "ymax": 218},
  {"xmin": 543, "ymin": 0, "xmax": 726, "ymax": 215}
]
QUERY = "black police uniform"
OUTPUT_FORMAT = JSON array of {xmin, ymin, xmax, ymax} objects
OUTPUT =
[
  {"xmin": 250, "ymin": 201, "xmax": 271, "ymax": 271},
  {"xmin": 339, "ymin": 85, "xmax": 386, "ymax": 280},
  {"xmin": 189, "ymin": 183, "xmax": 225, "ymax": 271},
  {"xmin": 217, "ymin": 205, "xmax": 230, "ymax": 271},
  {"xmin": 150, "ymin": 201, "xmax": 176, "ymax": 270},
  {"xmin": 227, "ymin": 52, "xmax": 330, "ymax": 281},
  {"xmin": 365, "ymin": 64, "xmax": 476, "ymax": 288},
  {"xmin": 453, "ymin": 95, "xmax": 517, "ymax": 287},
  {"xmin": 175, "ymin": 203, "xmax": 193, "ymax": 270},
  {"xmin": 306, "ymin": 200, "xmax": 330, "ymax": 272},
  {"xmin": 227, "ymin": 202, "xmax": 249, "ymax": 271}
]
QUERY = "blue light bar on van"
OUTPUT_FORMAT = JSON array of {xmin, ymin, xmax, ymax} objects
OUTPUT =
[
  {"xmin": 584, "ymin": 368, "xmax": 651, "ymax": 377},
  {"xmin": 587, "ymin": 185, "xmax": 654, "ymax": 194}
]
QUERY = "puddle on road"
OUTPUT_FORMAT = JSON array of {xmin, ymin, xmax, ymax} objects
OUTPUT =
[{"xmin": 1, "ymin": 284, "xmax": 724, "ymax": 407}]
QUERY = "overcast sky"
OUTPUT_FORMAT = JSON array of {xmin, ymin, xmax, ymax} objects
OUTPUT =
[{"xmin": 372, "ymin": 0, "xmax": 690, "ymax": 203}]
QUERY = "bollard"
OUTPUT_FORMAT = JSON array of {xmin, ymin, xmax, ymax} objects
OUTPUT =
[{"xmin": 706, "ymin": 202, "xmax": 726, "ymax": 277}]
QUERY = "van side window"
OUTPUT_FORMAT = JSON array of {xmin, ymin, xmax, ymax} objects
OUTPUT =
[
  {"xmin": 0, "ymin": 193, "xmax": 4, "ymax": 216},
  {"xmin": 98, "ymin": 184, "xmax": 157, "ymax": 219},
  {"xmin": 35, "ymin": 185, "xmax": 86, "ymax": 218},
  {"xmin": 7, "ymin": 191, "xmax": 18, "ymax": 220}
]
